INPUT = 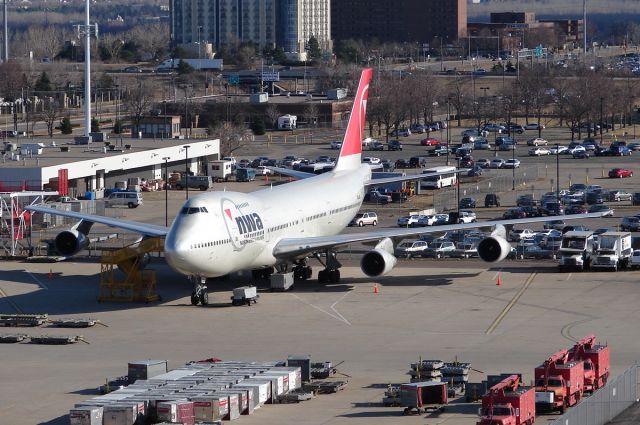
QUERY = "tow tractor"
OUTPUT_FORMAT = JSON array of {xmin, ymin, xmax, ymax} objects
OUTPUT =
[{"xmin": 477, "ymin": 374, "xmax": 535, "ymax": 425}]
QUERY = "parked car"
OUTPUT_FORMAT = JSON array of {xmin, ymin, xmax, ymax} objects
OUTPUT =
[
  {"xmin": 621, "ymin": 216, "xmax": 640, "ymax": 232},
  {"xmin": 609, "ymin": 190, "xmax": 632, "ymax": 202},
  {"xmin": 476, "ymin": 158, "xmax": 491, "ymax": 168},
  {"xmin": 395, "ymin": 159, "xmax": 410, "ymax": 168},
  {"xmin": 388, "ymin": 140, "xmax": 403, "ymax": 151},
  {"xmin": 549, "ymin": 145, "xmax": 568, "ymax": 155},
  {"xmin": 460, "ymin": 156, "xmax": 474, "ymax": 168},
  {"xmin": 417, "ymin": 215, "xmax": 438, "ymax": 226},
  {"xmin": 527, "ymin": 137, "xmax": 548, "ymax": 146},
  {"xmin": 589, "ymin": 204, "xmax": 614, "ymax": 217},
  {"xmin": 507, "ymin": 123, "xmax": 525, "ymax": 134},
  {"xmin": 349, "ymin": 212, "xmax": 378, "ymax": 227},
  {"xmin": 517, "ymin": 195, "xmax": 537, "ymax": 207},
  {"xmin": 489, "ymin": 158, "xmax": 505, "ymax": 168},
  {"xmin": 409, "ymin": 156, "xmax": 428, "ymax": 168},
  {"xmin": 521, "ymin": 205, "xmax": 545, "ymax": 217},
  {"xmin": 397, "ymin": 215, "xmax": 423, "ymax": 227},
  {"xmin": 509, "ymin": 228, "xmax": 536, "ymax": 242},
  {"xmin": 473, "ymin": 138, "xmax": 491, "ymax": 150},
  {"xmin": 410, "ymin": 124, "xmax": 427, "ymax": 134},
  {"xmin": 515, "ymin": 245, "xmax": 556, "ymax": 259},
  {"xmin": 609, "ymin": 168, "xmax": 633, "ymax": 178},
  {"xmin": 391, "ymin": 128, "xmax": 411, "ymax": 137},
  {"xmin": 395, "ymin": 240, "xmax": 429, "ymax": 258},
  {"xmin": 421, "ymin": 137, "xmax": 441, "ymax": 146},
  {"xmin": 504, "ymin": 208, "xmax": 527, "ymax": 220},
  {"xmin": 422, "ymin": 240, "xmax": 457, "ymax": 258},
  {"xmin": 610, "ymin": 145, "xmax": 632, "ymax": 156},
  {"xmin": 544, "ymin": 219, "xmax": 566, "ymax": 230},
  {"xmin": 633, "ymin": 192, "xmax": 640, "ymax": 206},
  {"xmin": 467, "ymin": 165, "xmax": 484, "ymax": 177},
  {"xmin": 330, "ymin": 140, "xmax": 342, "ymax": 149},
  {"xmin": 524, "ymin": 122, "xmax": 545, "ymax": 130},
  {"xmin": 368, "ymin": 140, "xmax": 385, "ymax": 151},
  {"xmin": 362, "ymin": 156, "xmax": 381, "ymax": 165},
  {"xmin": 483, "ymin": 123, "xmax": 505, "ymax": 133},
  {"xmin": 529, "ymin": 147, "xmax": 550, "ymax": 156},
  {"xmin": 543, "ymin": 201, "xmax": 564, "ymax": 215},
  {"xmin": 503, "ymin": 159, "xmax": 521, "ymax": 168},
  {"xmin": 585, "ymin": 192, "xmax": 604, "ymax": 205},
  {"xmin": 568, "ymin": 145, "xmax": 586, "ymax": 155},
  {"xmin": 459, "ymin": 197, "xmax": 476, "ymax": 209},
  {"xmin": 573, "ymin": 150, "xmax": 590, "ymax": 159},
  {"xmin": 627, "ymin": 142, "xmax": 640, "ymax": 151},
  {"xmin": 485, "ymin": 193, "xmax": 501, "ymax": 207},
  {"xmin": 429, "ymin": 145, "xmax": 451, "ymax": 156},
  {"xmin": 565, "ymin": 205, "xmax": 588, "ymax": 214}
]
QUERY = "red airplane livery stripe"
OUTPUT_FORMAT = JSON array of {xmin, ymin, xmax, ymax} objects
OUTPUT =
[
  {"xmin": 224, "ymin": 208, "xmax": 232, "ymax": 219},
  {"xmin": 339, "ymin": 68, "xmax": 373, "ymax": 157}
]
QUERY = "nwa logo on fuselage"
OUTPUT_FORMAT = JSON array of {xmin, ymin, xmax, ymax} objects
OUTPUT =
[{"xmin": 234, "ymin": 212, "xmax": 263, "ymax": 235}]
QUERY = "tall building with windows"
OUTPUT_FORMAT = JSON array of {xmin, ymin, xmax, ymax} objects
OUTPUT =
[
  {"xmin": 331, "ymin": 0, "xmax": 466, "ymax": 44},
  {"xmin": 170, "ymin": 0, "xmax": 330, "ymax": 55},
  {"xmin": 170, "ymin": 0, "xmax": 278, "ymax": 51},
  {"xmin": 277, "ymin": 0, "xmax": 331, "ymax": 55}
]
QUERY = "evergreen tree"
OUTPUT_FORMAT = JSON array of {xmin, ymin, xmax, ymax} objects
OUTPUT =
[
  {"xmin": 250, "ymin": 117, "xmax": 266, "ymax": 135},
  {"xmin": 91, "ymin": 118, "xmax": 100, "ymax": 133},
  {"xmin": 113, "ymin": 120, "xmax": 123, "ymax": 134},
  {"xmin": 60, "ymin": 116, "xmax": 73, "ymax": 134},
  {"xmin": 307, "ymin": 36, "xmax": 321, "ymax": 60},
  {"xmin": 176, "ymin": 60, "xmax": 194, "ymax": 74},
  {"xmin": 34, "ymin": 72, "xmax": 52, "ymax": 95}
]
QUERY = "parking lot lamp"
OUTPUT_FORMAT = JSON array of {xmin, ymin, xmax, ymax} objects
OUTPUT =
[
  {"xmin": 162, "ymin": 157, "xmax": 170, "ymax": 226},
  {"xmin": 456, "ymin": 157, "xmax": 461, "ymax": 215},
  {"xmin": 512, "ymin": 142, "xmax": 516, "ymax": 190},
  {"xmin": 600, "ymin": 97, "xmax": 604, "ymax": 145},
  {"xmin": 446, "ymin": 98, "xmax": 451, "ymax": 166},
  {"xmin": 556, "ymin": 143, "xmax": 560, "ymax": 204},
  {"xmin": 184, "ymin": 145, "xmax": 191, "ymax": 200}
]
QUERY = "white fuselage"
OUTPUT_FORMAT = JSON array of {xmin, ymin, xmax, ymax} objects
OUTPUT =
[{"xmin": 164, "ymin": 166, "xmax": 370, "ymax": 277}]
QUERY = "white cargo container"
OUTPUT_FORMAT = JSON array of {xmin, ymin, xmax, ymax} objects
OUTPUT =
[
  {"xmin": 234, "ymin": 380, "xmax": 270, "ymax": 405},
  {"xmin": 591, "ymin": 231, "xmax": 632, "ymax": 271},
  {"xmin": 270, "ymin": 366, "xmax": 302, "ymax": 390},
  {"xmin": 69, "ymin": 406, "xmax": 103, "ymax": 425},
  {"xmin": 213, "ymin": 391, "xmax": 241, "ymax": 419},
  {"xmin": 207, "ymin": 160, "xmax": 234, "ymax": 182},
  {"xmin": 259, "ymin": 372, "xmax": 286, "ymax": 395},
  {"xmin": 233, "ymin": 385, "xmax": 260, "ymax": 411},
  {"xmin": 191, "ymin": 395, "xmax": 229, "ymax": 422},
  {"xmin": 277, "ymin": 114, "xmax": 297, "ymax": 130}
]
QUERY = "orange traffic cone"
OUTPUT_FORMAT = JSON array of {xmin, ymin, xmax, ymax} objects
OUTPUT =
[
  {"xmin": 373, "ymin": 283, "xmax": 379, "ymax": 294},
  {"xmin": 48, "ymin": 269, "xmax": 53, "ymax": 280},
  {"xmin": 496, "ymin": 275, "xmax": 502, "ymax": 286}
]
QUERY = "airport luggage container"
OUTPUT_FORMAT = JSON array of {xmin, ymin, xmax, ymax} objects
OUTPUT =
[
  {"xmin": 234, "ymin": 380, "xmax": 271, "ymax": 405},
  {"xmin": 191, "ymin": 394, "xmax": 229, "ymax": 422},
  {"xmin": 269, "ymin": 366, "xmax": 302, "ymax": 390},
  {"xmin": 69, "ymin": 406, "xmax": 103, "ymax": 425},
  {"xmin": 400, "ymin": 381, "xmax": 448, "ymax": 415},
  {"xmin": 233, "ymin": 385, "xmax": 260, "ymax": 412},
  {"xmin": 212, "ymin": 391, "xmax": 241, "ymax": 420},
  {"xmin": 102, "ymin": 403, "xmax": 143, "ymax": 425},
  {"xmin": 156, "ymin": 400, "xmax": 195, "ymax": 425},
  {"xmin": 287, "ymin": 355, "xmax": 311, "ymax": 382}
]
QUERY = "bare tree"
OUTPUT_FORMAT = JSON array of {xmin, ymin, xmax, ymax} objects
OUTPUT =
[
  {"xmin": 127, "ymin": 22, "xmax": 170, "ymax": 60},
  {"xmin": 0, "ymin": 61, "xmax": 25, "ymax": 101},
  {"xmin": 305, "ymin": 103, "xmax": 319, "ymax": 127},
  {"xmin": 446, "ymin": 75, "xmax": 472, "ymax": 127},
  {"xmin": 518, "ymin": 66, "xmax": 552, "ymax": 137},
  {"xmin": 207, "ymin": 122, "xmax": 253, "ymax": 157},
  {"xmin": 123, "ymin": 81, "xmax": 155, "ymax": 132},
  {"xmin": 265, "ymin": 104, "xmax": 280, "ymax": 129},
  {"xmin": 101, "ymin": 33, "xmax": 126, "ymax": 63},
  {"xmin": 41, "ymin": 99, "xmax": 62, "ymax": 138}
]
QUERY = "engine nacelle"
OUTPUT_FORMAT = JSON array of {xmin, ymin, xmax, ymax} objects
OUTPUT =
[
  {"xmin": 54, "ymin": 230, "xmax": 89, "ymax": 256},
  {"xmin": 361, "ymin": 249, "xmax": 398, "ymax": 277},
  {"xmin": 477, "ymin": 235, "xmax": 512, "ymax": 263}
]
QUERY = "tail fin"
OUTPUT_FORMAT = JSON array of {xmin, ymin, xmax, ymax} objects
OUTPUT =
[{"xmin": 333, "ymin": 68, "xmax": 373, "ymax": 172}]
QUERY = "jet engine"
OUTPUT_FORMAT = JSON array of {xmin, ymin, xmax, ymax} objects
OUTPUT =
[
  {"xmin": 360, "ymin": 238, "xmax": 397, "ymax": 277},
  {"xmin": 54, "ymin": 230, "xmax": 89, "ymax": 256},
  {"xmin": 477, "ymin": 235, "xmax": 512, "ymax": 263}
]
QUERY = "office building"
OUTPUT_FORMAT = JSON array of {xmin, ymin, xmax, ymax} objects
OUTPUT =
[
  {"xmin": 331, "ymin": 0, "xmax": 467, "ymax": 44},
  {"xmin": 278, "ymin": 0, "xmax": 332, "ymax": 56}
]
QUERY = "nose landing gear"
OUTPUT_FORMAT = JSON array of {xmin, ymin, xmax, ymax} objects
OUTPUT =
[{"xmin": 190, "ymin": 276, "xmax": 209, "ymax": 306}]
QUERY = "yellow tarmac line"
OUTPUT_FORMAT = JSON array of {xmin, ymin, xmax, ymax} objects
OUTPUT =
[{"xmin": 486, "ymin": 272, "xmax": 537, "ymax": 335}]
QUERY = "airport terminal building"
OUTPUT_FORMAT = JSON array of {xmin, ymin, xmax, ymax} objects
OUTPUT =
[{"xmin": 0, "ymin": 137, "xmax": 221, "ymax": 197}]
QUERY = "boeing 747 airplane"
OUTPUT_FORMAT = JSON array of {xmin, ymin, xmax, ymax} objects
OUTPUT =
[{"xmin": 27, "ymin": 68, "xmax": 602, "ymax": 306}]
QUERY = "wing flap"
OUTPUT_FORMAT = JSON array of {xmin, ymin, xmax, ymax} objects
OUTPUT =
[{"xmin": 26, "ymin": 206, "xmax": 169, "ymax": 237}]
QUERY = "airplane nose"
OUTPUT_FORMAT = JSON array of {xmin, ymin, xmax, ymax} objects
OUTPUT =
[{"xmin": 164, "ymin": 229, "xmax": 192, "ymax": 274}]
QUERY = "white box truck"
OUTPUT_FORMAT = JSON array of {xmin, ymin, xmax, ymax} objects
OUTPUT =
[
  {"xmin": 208, "ymin": 160, "xmax": 234, "ymax": 182},
  {"xmin": 558, "ymin": 231, "xmax": 595, "ymax": 271},
  {"xmin": 591, "ymin": 231, "xmax": 632, "ymax": 271},
  {"xmin": 277, "ymin": 114, "xmax": 297, "ymax": 130}
]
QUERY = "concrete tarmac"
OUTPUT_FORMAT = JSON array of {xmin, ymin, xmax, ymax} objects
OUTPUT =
[{"xmin": 2, "ymin": 256, "xmax": 640, "ymax": 424}]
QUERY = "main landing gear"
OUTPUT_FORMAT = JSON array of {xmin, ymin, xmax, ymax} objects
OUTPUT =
[
  {"xmin": 292, "ymin": 259, "xmax": 313, "ymax": 281},
  {"xmin": 190, "ymin": 276, "xmax": 209, "ymax": 306},
  {"xmin": 316, "ymin": 250, "xmax": 342, "ymax": 284}
]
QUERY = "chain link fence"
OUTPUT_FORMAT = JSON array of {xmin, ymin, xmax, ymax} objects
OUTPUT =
[
  {"xmin": 549, "ymin": 364, "xmax": 639, "ymax": 425},
  {"xmin": 433, "ymin": 165, "xmax": 543, "ymax": 212}
]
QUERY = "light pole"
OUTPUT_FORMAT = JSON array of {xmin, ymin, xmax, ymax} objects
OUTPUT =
[
  {"xmin": 184, "ymin": 145, "xmax": 191, "ymax": 200},
  {"xmin": 3, "ymin": 0, "xmax": 9, "ymax": 62},
  {"xmin": 456, "ymin": 157, "xmax": 461, "ymax": 216},
  {"xmin": 197, "ymin": 25, "xmax": 203, "ymax": 70},
  {"xmin": 511, "ymin": 142, "xmax": 516, "ymax": 190},
  {"xmin": 446, "ymin": 98, "xmax": 451, "ymax": 166},
  {"xmin": 599, "ymin": 97, "xmax": 604, "ymax": 145},
  {"xmin": 556, "ymin": 143, "xmax": 560, "ymax": 204},
  {"xmin": 162, "ymin": 156, "xmax": 170, "ymax": 226}
]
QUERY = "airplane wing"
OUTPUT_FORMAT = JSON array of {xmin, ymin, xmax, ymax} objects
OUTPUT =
[
  {"xmin": 365, "ymin": 169, "xmax": 469, "ymax": 186},
  {"xmin": 26, "ymin": 206, "xmax": 169, "ymax": 237},
  {"xmin": 267, "ymin": 166, "xmax": 316, "ymax": 180},
  {"xmin": 272, "ymin": 212, "xmax": 605, "ymax": 258}
]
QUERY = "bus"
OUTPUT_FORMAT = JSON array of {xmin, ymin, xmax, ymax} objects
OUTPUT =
[{"xmin": 420, "ymin": 166, "xmax": 457, "ymax": 189}]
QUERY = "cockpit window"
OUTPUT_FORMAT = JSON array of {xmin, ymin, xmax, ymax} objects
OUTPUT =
[{"xmin": 181, "ymin": 207, "xmax": 208, "ymax": 215}]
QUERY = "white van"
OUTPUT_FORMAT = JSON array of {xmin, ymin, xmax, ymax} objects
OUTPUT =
[{"xmin": 105, "ymin": 191, "xmax": 143, "ymax": 208}]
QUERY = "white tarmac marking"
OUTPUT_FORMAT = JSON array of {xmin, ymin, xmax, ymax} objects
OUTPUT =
[
  {"xmin": 27, "ymin": 271, "xmax": 49, "ymax": 290},
  {"xmin": 330, "ymin": 291, "xmax": 352, "ymax": 326},
  {"xmin": 289, "ymin": 293, "xmax": 351, "ymax": 325},
  {"xmin": 566, "ymin": 273, "xmax": 573, "ymax": 281}
]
